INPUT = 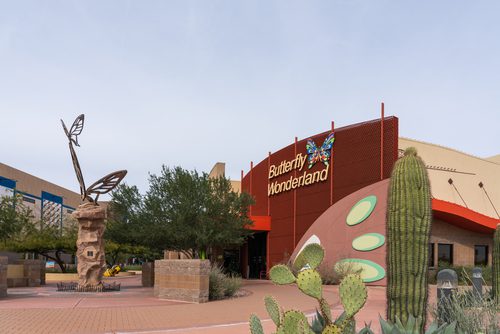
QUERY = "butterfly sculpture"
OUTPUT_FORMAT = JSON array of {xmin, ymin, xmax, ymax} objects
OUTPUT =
[
  {"xmin": 305, "ymin": 132, "xmax": 335, "ymax": 169},
  {"xmin": 61, "ymin": 114, "xmax": 127, "ymax": 204}
]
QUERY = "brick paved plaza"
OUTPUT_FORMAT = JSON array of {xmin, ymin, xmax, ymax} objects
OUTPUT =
[{"xmin": 0, "ymin": 274, "xmax": 415, "ymax": 334}]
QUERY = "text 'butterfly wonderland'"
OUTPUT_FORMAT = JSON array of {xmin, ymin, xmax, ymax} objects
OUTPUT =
[
  {"xmin": 61, "ymin": 114, "xmax": 127, "ymax": 204},
  {"xmin": 305, "ymin": 132, "xmax": 335, "ymax": 169}
]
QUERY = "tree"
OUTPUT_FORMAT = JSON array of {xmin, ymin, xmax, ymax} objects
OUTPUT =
[
  {"xmin": 109, "ymin": 166, "xmax": 254, "ymax": 260},
  {"xmin": 9, "ymin": 217, "xmax": 78, "ymax": 272},
  {"xmin": 0, "ymin": 194, "xmax": 32, "ymax": 244}
]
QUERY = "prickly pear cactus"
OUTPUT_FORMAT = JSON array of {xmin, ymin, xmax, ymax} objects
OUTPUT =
[
  {"xmin": 319, "ymin": 298, "xmax": 332, "ymax": 323},
  {"xmin": 281, "ymin": 310, "xmax": 310, "ymax": 334},
  {"xmin": 493, "ymin": 224, "xmax": 500, "ymax": 304},
  {"xmin": 270, "ymin": 264, "xmax": 296, "ymax": 284},
  {"xmin": 293, "ymin": 243, "xmax": 325, "ymax": 271},
  {"xmin": 264, "ymin": 296, "xmax": 282, "ymax": 326},
  {"xmin": 322, "ymin": 324, "xmax": 342, "ymax": 334},
  {"xmin": 297, "ymin": 269, "xmax": 323, "ymax": 299},
  {"xmin": 249, "ymin": 243, "xmax": 369, "ymax": 334},
  {"xmin": 339, "ymin": 274, "xmax": 367, "ymax": 317},
  {"xmin": 386, "ymin": 147, "xmax": 432, "ymax": 331},
  {"xmin": 249, "ymin": 314, "xmax": 264, "ymax": 334}
]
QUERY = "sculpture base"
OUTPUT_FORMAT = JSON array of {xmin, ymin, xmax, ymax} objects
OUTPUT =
[{"xmin": 57, "ymin": 281, "xmax": 120, "ymax": 292}]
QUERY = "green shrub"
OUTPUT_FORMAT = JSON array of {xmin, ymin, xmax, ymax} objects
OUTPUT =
[
  {"xmin": 428, "ymin": 263, "xmax": 492, "ymax": 286},
  {"xmin": 122, "ymin": 264, "xmax": 142, "ymax": 272},
  {"xmin": 209, "ymin": 264, "xmax": 241, "ymax": 300},
  {"xmin": 224, "ymin": 275, "xmax": 241, "ymax": 297}
]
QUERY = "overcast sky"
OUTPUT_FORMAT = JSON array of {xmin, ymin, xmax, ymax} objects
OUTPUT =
[{"xmin": 1, "ymin": 1, "xmax": 499, "ymax": 198}]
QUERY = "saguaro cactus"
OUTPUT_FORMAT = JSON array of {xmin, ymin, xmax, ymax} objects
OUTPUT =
[
  {"xmin": 493, "ymin": 224, "xmax": 500, "ymax": 304},
  {"xmin": 386, "ymin": 147, "xmax": 432, "ymax": 330}
]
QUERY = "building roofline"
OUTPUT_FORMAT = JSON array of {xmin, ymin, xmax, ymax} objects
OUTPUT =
[{"xmin": 399, "ymin": 137, "xmax": 500, "ymax": 166}]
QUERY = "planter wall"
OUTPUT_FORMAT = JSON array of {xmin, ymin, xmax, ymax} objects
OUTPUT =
[
  {"xmin": 0, "ymin": 257, "xmax": 7, "ymax": 298},
  {"xmin": 154, "ymin": 259, "xmax": 210, "ymax": 303}
]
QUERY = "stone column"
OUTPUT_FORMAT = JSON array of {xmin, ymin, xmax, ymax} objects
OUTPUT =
[
  {"xmin": 0, "ymin": 257, "xmax": 7, "ymax": 298},
  {"xmin": 74, "ymin": 202, "xmax": 107, "ymax": 290},
  {"xmin": 23, "ymin": 260, "xmax": 44, "ymax": 287},
  {"xmin": 154, "ymin": 259, "xmax": 210, "ymax": 303},
  {"xmin": 141, "ymin": 262, "xmax": 155, "ymax": 287}
]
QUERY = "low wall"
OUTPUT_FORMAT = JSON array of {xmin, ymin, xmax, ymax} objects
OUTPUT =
[
  {"xmin": 0, "ymin": 257, "xmax": 7, "ymax": 298},
  {"xmin": 6, "ymin": 260, "xmax": 45, "ymax": 287},
  {"xmin": 154, "ymin": 259, "xmax": 210, "ymax": 303},
  {"xmin": 46, "ymin": 273, "xmax": 79, "ymax": 281},
  {"xmin": 142, "ymin": 262, "xmax": 154, "ymax": 287}
]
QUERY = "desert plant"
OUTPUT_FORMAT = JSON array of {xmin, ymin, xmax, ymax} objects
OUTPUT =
[
  {"xmin": 431, "ymin": 286, "xmax": 500, "ymax": 333},
  {"xmin": 224, "ymin": 275, "xmax": 242, "ymax": 297},
  {"xmin": 209, "ymin": 264, "xmax": 242, "ymax": 300},
  {"xmin": 492, "ymin": 223, "xmax": 500, "ymax": 304},
  {"xmin": 379, "ymin": 314, "xmax": 462, "ymax": 334},
  {"xmin": 249, "ymin": 243, "xmax": 369, "ymax": 334},
  {"xmin": 386, "ymin": 147, "xmax": 432, "ymax": 330}
]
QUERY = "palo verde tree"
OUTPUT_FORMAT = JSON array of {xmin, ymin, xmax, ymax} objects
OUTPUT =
[
  {"xmin": 109, "ymin": 166, "xmax": 254, "ymax": 260},
  {"xmin": 10, "ymin": 217, "xmax": 78, "ymax": 272},
  {"xmin": 0, "ymin": 194, "xmax": 32, "ymax": 245}
]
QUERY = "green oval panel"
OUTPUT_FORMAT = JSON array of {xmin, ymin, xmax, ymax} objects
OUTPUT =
[
  {"xmin": 346, "ymin": 195, "xmax": 377, "ymax": 226},
  {"xmin": 352, "ymin": 233, "xmax": 385, "ymax": 251},
  {"xmin": 335, "ymin": 259, "xmax": 385, "ymax": 283}
]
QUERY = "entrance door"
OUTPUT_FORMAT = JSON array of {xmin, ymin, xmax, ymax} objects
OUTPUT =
[{"xmin": 247, "ymin": 231, "xmax": 267, "ymax": 279}]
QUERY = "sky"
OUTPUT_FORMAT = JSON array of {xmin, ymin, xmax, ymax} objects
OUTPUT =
[{"xmin": 1, "ymin": 1, "xmax": 499, "ymax": 198}]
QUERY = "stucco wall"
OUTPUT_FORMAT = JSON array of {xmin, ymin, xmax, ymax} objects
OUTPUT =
[
  {"xmin": 430, "ymin": 219, "xmax": 493, "ymax": 267},
  {"xmin": 399, "ymin": 138, "xmax": 500, "ymax": 220}
]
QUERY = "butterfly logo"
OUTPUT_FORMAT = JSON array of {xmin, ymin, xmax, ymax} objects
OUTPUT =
[
  {"xmin": 305, "ymin": 132, "xmax": 335, "ymax": 169},
  {"xmin": 61, "ymin": 114, "xmax": 127, "ymax": 204}
]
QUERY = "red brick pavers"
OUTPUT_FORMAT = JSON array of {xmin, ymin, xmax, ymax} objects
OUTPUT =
[{"xmin": 0, "ymin": 276, "xmax": 439, "ymax": 334}]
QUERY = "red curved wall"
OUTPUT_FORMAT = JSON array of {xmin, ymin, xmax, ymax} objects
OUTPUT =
[{"xmin": 242, "ymin": 117, "xmax": 399, "ymax": 269}]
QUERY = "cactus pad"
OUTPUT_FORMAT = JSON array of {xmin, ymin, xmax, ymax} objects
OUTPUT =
[
  {"xmin": 249, "ymin": 314, "xmax": 264, "ymax": 334},
  {"xmin": 319, "ymin": 298, "xmax": 332, "ymax": 324},
  {"xmin": 264, "ymin": 296, "xmax": 282, "ymax": 326},
  {"xmin": 321, "ymin": 324, "xmax": 342, "ymax": 334},
  {"xmin": 339, "ymin": 274, "xmax": 367, "ymax": 317},
  {"xmin": 293, "ymin": 243, "xmax": 325, "ymax": 271},
  {"xmin": 281, "ymin": 310, "xmax": 309, "ymax": 334},
  {"xmin": 270, "ymin": 265, "xmax": 296, "ymax": 285},
  {"xmin": 297, "ymin": 269, "xmax": 322, "ymax": 300}
]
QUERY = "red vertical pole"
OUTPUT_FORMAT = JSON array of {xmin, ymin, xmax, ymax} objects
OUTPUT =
[
  {"xmin": 266, "ymin": 232, "xmax": 270, "ymax": 278},
  {"xmin": 250, "ymin": 161, "xmax": 253, "ymax": 216},
  {"xmin": 293, "ymin": 137, "xmax": 297, "ymax": 248},
  {"xmin": 330, "ymin": 121, "xmax": 335, "ymax": 206},
  {"xmin": 381, "ymin": 102, "xmax": 385, "ymax": 180},
  {"xmin": 267, "ymin": 152, "xmax": 271, "ymax": 216}
]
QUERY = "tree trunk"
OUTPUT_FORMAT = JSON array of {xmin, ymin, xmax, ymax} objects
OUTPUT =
[{"xmin": 38, "ymin": 251, "xmax": 67, "ymax": 273}]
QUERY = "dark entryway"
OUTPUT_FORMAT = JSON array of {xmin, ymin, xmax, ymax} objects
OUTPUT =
[{"xmin": 247, "ymin": 231, "xmax": 267, "ymax": 279}]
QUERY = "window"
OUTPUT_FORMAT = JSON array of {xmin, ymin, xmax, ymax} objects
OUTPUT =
[
  {"xmin": 87, "ymin": 251, "xmax": 94, "ymax": 257},
  {"xmin": 438, "ymin": 243, "xmax": 453, "ymax": 265},
  {"xmin": 429, "ymin": 243, "xmax": 435, "ymax": 267},
  {"xmin": 474, "ymin": 245, "xmax": 488, "ymax": 266}
]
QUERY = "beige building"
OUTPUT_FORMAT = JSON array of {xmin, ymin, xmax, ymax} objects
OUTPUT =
[
  {"xmin": 399, "ymin": 138, "xmax": 500, "ymax": 268},
  {"xmin": 0, "ymin": 162, "xmax": 80, "ymax": 227}
]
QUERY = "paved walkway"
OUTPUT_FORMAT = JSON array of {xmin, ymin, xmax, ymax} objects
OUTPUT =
[{"xmin": 0, "ymin": 275, "xmax": 437, "ymax": 334}]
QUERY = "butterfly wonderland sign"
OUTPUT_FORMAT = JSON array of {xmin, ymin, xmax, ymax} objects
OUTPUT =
[{"xmin": 267, "ymin": 133, "xmax": 335, "ymax": 197}]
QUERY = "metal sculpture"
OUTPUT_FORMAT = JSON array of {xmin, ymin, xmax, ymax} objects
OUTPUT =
[
  {"xmin": 60, "ymin": 114, "xmax": 127, "ymax": 291},
  {"xmin": 61, "ymin": 114, "xmax": 127, "ymax": 204}
]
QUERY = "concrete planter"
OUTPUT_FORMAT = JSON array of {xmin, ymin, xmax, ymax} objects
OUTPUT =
[{"xmin": 154, "ymin": 259, "xmax": 210, "ymax": 303}]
